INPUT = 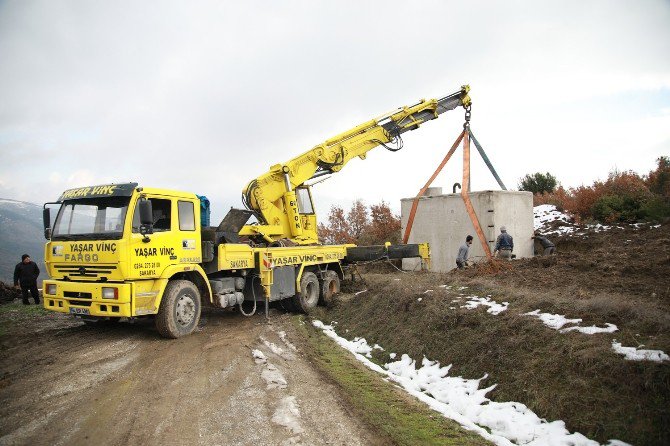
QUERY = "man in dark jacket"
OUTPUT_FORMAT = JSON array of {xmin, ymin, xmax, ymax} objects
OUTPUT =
[
  {"xmin": 532, "ymin": 233, "xmax": 556, "ymax": 256},
  {"xmin": 493, "ymin": 226, "xmax": 514, "ymax": 260},
  {"xmin": 14, "ymin": 254, "xmax": 40, "ymax": 305}
]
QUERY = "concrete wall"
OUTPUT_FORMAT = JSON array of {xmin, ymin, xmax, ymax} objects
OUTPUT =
[{"xmin": 401, "ymin": 189, "xmax": 534, "ymax": 272}]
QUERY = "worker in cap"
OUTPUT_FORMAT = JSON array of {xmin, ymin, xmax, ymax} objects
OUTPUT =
[
  {"xmin": 13, "ymin": 254, "xmax": 40, "ymax": 305},
  {"xmin": 493, "ymin": 226, "xmax": 514, "ymax": 260}
]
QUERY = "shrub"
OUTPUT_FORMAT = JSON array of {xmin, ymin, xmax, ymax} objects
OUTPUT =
[{"xmin": 519, "ymin": 172, "xmax": 558, "ymax": 194}]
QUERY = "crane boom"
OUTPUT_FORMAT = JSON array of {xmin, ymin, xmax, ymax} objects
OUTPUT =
[{"xmin": 240, "ymin": 85, "xmax": 471, "ymax": 245}]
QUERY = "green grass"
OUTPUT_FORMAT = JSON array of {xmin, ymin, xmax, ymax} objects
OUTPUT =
[
  {"xmin": 292, "ymin": 315, "xmax": 490, "ymax": 446},
  {"xmin": 0, "ymin": 302, "xmax": 48, "ymax": 315},
  {"xmin": 0, "ymin": 302, "xmax": 49, "ymax": 338}
]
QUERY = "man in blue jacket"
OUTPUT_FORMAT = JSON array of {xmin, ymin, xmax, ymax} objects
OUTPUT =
[
  {"xmin": 13, "ymin": 254, "xmax": 40, "ymax": 305},
  {"xmin": 493, "ymin": 226, "xmax": 514, "ymax": 260}
]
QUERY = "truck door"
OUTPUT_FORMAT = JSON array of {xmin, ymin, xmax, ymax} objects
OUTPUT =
[
  {"xmin": 128, "ymin": 196, "xmax": 176, "ymax": 279},
  {"xmin": 175, "ymin": 199, "xmax": 202, "ymax": 265}
]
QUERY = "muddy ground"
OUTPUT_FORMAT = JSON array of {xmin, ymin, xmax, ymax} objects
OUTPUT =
[{"xmin": 0, "ymin": 306, "xmax": 386, "ymax": 446}]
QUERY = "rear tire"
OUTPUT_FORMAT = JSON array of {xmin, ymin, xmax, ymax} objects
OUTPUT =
[
  {"xmin": 155, "ymin": 280, "xmax": 201, "ymax": 338},
  {"xmin": 291, "ymin": 271, "xmax": 319, "ymax": 313},
  {"xmin": 319, "ymin": 270, "xmax": 340, "ymax": 307}
]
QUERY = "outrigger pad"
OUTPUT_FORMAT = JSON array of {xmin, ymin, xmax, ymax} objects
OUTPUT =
[
  {"xmin": 217, "ymin": 208, "xmax": 254, "ymax": 233},
  {"xmin": 214, "ymin": 208, "xmax": 254, "ymax": 244}
]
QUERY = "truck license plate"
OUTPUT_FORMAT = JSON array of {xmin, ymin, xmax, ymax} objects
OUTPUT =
[{"xmin": 69, "ymin": 307, "xmax": 90, "ymax": 315}]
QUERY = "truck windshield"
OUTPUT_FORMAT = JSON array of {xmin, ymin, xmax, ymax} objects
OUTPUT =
[{"xmin": 52, "ymin": 197, "xmax": 130, "ymax": 240}]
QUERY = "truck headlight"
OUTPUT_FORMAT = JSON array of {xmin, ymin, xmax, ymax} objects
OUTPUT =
[
  {"xmin": 102, "ymin": 287, "xmax": 118, "ymax": 299},
  {"xmin": 46, "ymin": 284, "xmax": 57, "ymax": 295}
]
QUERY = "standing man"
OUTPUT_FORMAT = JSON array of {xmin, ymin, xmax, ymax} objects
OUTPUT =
[
  {"xmin": 532, "ymin": 233, "xmax": 556, "ymax": 256},
  {"xmin": 456, "ymin": 235, "xmax": 473, "ymax": 269},
  {"xmin": 14, "ymin": 254, "xmax": 40, "ymax": 305},
  {"xmin": 493, "ymin": 226, "xmax": 514, "ymax": 260}
]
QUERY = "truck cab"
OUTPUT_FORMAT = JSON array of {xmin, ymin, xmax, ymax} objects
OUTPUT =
[{"xmin": 42, "ymin": 183, "xmax": 212, "ymax": 337}]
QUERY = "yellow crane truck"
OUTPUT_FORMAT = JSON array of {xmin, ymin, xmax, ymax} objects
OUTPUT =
[{"xmin": 41, "ymin": 86, "xmax": 471, "ymax": 338}]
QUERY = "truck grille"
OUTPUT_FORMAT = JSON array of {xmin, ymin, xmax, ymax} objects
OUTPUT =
[
  {"xmin": 63, "ymin": 291, "xmax": 92, "ymax": 299},
  {"xmin": 54, "ymin": 264, "xmax": 117, "ymax": 278}
]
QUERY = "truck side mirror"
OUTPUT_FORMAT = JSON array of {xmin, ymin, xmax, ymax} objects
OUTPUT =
[
  {"xmin": 139, "ymin": 199, "xmax": 153, "ymax": 225},
  {"xmin": 43, "ymin": 208, "xmax": 51, "ymax": 240},
  {"xmin": 138, "ymin": 199, "xmax": 154, "ymax": 242}
]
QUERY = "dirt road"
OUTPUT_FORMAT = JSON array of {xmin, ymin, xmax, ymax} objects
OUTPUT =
[{"xmin": 0, "ymin": 306, "xmax": 381, "ymax": 446}]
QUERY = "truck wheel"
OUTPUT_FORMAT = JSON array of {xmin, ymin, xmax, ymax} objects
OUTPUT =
[
  {"xmin": 319, "ymin": 270, "xmax": 340, "ymax": 307},
  {"xmin": 291, "ymin": 271, "xmax": 319, "ymax": 313},
  {"xmin": 155, "ymin": 280, "xmax": 201, "ymax": 338}
]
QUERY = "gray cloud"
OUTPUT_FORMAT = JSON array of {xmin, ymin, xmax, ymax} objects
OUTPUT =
[{"xmin": 1, "ymin": 0, "xmax": 669, "ymax": 223}]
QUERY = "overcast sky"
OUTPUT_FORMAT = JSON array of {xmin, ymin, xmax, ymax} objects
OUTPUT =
[{"xmin": 1, "ymin": 0, "xmax": 668, "ymax": 223}]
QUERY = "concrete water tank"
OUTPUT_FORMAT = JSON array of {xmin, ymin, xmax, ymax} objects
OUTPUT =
[{"xmin": 400, "ymin": 190, "xmax": 534, "ymax": 272}]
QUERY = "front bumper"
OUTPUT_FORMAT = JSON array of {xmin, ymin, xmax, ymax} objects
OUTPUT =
[{"xmin": 42, "ymin": 280, "xmax": 133, "ymax": 317}]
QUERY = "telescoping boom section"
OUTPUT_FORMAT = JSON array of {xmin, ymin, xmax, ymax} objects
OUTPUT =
[{"xmin": 241, "ymin": 86, "xmax": 471, "ymax": 245}]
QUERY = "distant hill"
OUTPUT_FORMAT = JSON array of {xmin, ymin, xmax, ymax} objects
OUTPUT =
[{"xmin": 0, "ymin": 198, "xmax": 46, "ymax": 283}]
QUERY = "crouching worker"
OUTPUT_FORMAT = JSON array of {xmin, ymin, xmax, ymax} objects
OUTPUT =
[
  {"xmin": 493, "ymin": 226, "xmax": 514, "ymax": 260},
  {"xmin": 532, "ymin": 233, "xmax": 556, "ymax": 256},
  {"xmin": 456, "ymin": 235, "xmax": 473, "ymax": 269}
]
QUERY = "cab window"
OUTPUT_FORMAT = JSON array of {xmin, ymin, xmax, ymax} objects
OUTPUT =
[
  {"xmin": 178, "ymin": 201, "xmax": 195, "ymax": 231},
  {"xmin": 296, "ymin": 187, "xmax": 314, "ymax": 214},
  {"xmin": 132, "ymin": 198, "xmax": 172, "ymax": 232}
]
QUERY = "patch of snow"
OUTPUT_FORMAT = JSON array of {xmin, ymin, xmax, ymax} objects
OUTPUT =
[
  {"xmin": 560, "ymin": 324, "xmax": 618, "ymax": 334},
  {"xmin": 611, "ymin": 341, "xmax": 669, "ymax": 362},
  {"xmin": 261, "ymin": 337, "xmax": 285, "ymax": 356},
  {"xmin": 261, "ymin": 363, "xmax": 288, "ymax": 389},
  {"xmin": 534, "ymin": 204, "xmax": 572, "ymax": 229},
  {"xmin": 312, "ymin": 320, "xmax": 628, "ymax": 446},
  {"xmin": 272, "ymin": 396, "xmax": 304, "ymax": 434},
  {"xmin": 252, "ymin": 349, "xmax": 267, "ymax": 364},
  {"xmin": 354, "ymin": 289, "xmax": 368, "ymax": 296},
  {"xmin": 277, "ymin": 331, "xmax": 298, "ymax": 352},
  {"xmin": 461, "ymin": 296, "xmax": 508, "ymax": 315},
  {"xmin": 523, "ymin": 309, "xmax": 582, "ymax": 330}
]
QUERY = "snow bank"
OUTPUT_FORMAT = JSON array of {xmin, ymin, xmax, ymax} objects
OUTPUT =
[
  {"xmin": 612, "ymin": 341, "xmax": 669, "ymax": 362},
  {"xmin": 461, "ymin": 296, "xmax": 508, "ymax": 315},
  {"xmin": 312, "ymin": 320, "xmax": 630, "ymax": 446},
  {"xmin": 534, "ymin": 204, "xmax": 572, "ymax": 230}
]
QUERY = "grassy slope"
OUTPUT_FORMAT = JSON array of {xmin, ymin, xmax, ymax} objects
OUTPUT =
[
  {"xmin": 293, "ymin": 315, "xmax": 491, "ymax": 446},
  {"xmin": 314, "ymin": 272, "xmax": 670, "ymax": 446}
]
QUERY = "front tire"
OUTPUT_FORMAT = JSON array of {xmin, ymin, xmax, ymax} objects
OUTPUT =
[
  {"xmin": 291, "ymin": 271, "xmax": 319, "ymax": 313},
  {"xmin": 155, "ymin": 280, "xmax": 201, "ymax": 338}
]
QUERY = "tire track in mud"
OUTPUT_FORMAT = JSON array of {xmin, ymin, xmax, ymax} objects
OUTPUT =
[{"xmin": 0, "ymin": 310, "xmax": 381, "ymax": 446}]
